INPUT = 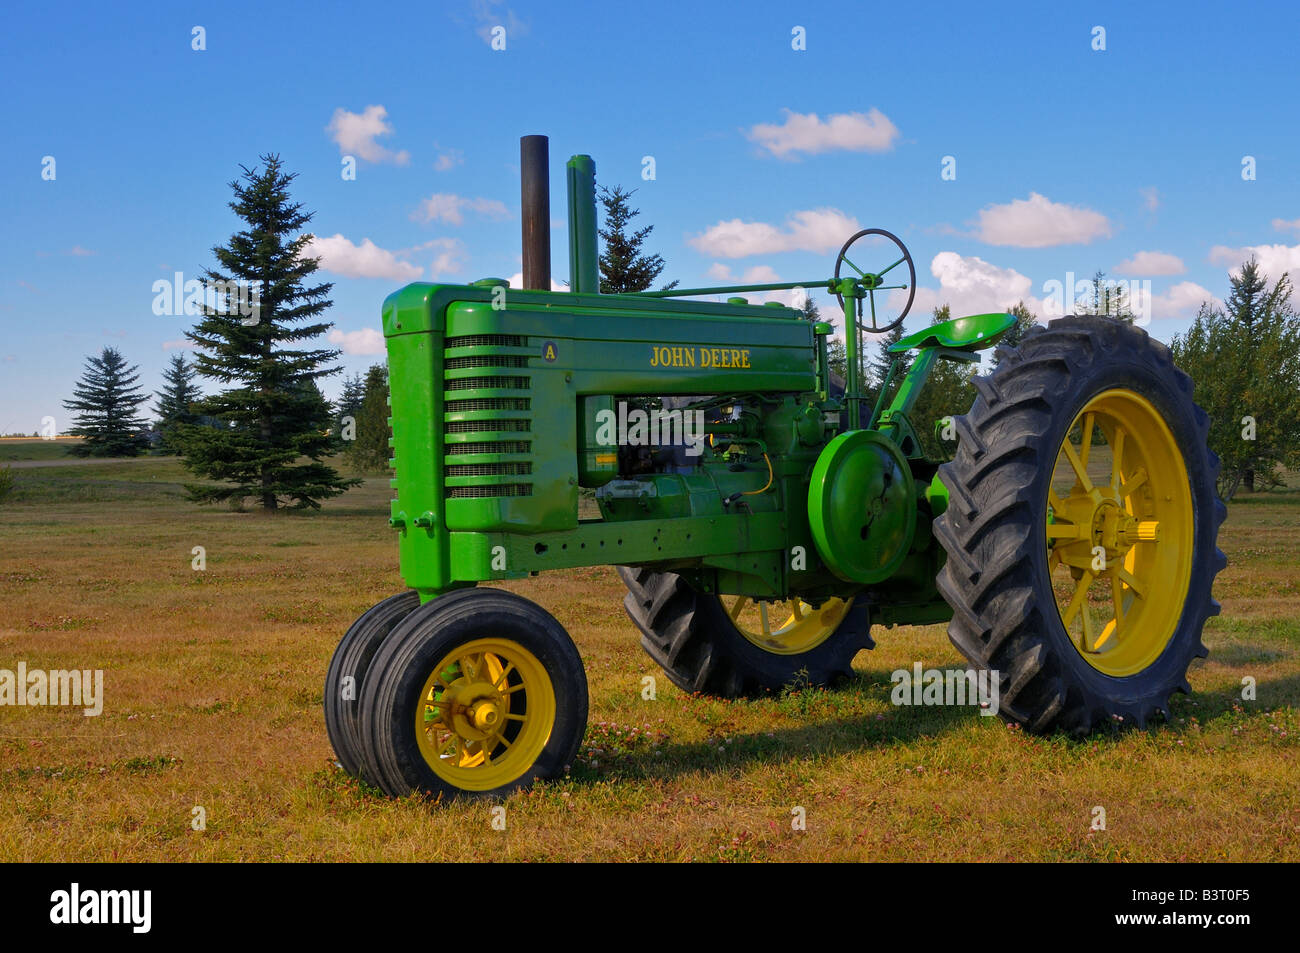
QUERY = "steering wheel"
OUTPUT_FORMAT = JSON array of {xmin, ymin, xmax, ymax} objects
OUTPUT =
[{"xmin": 832, "ymin": 228, "xmax": 916, "ymax": 334}]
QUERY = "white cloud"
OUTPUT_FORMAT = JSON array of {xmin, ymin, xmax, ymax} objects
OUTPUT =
[
  {"xmin": 328, "ymin": 328, "xmax": 386, "ymax": 355},
  {"xmin": 419, "ymin": 237, "xmax": 466, "ymax": 276},
  {"xmin": 161, "ymin": 338, "xmax": 197, "ymax": 351},
  {"xmin": 706, "ymin": 263, "xmax": 733, "ymax": 281},
  {"xmin": 1209, "ymin": 242, "xmax": 1300, "ymax": 281},
  {"xmin": 747, "ymin": 109, "xmax": 900, "ymax": 159},
  {"xmin": 1115, "ymin": 250, "xmax": 1185, "ymax": 276},
  {"xmin": 1147, "ymin": 281, "xmax": 1216, "ymax": 319},
  {"xmin": 889, "ymin": 252, "xmax": 1044, "ymax": 322},
  {"xmin": 472, "ymin": 0, "xmax": 527, "ymax": 44},
  {"xmin": 326, "ymin": 105, "xmax": 410, "ymax": 165},
  {"xmin": 65, "ymin": 246, "xmax": 96, "ymax": 256},
  {"xmin": 306, "ymin": 234, "xmax": 423, "ymax": 281},
  {"xmin": 1140, "ymin": 187, "xmax": 1159, "ymax": 213},
  {"xmin": 413, "ymin": 193, "xmax": 510, "ymax": 226},
  {"xmin": 507, "ymin": 273, "xmax": 569, "ymax": 291},
  {"xmin": 689, "ymin": 208, "xmax": 860, "ymax": 258},
  {"xmin": 1271, "ymin": 217, "xmax": 1300, "ymax": 235},
  {"xmin": 973, "ymin": 193, "xmax": 1112, "ymax": 248},
  {"xmin": 433, "ymin": 144, "xmax": 464, "ymax": 172}
]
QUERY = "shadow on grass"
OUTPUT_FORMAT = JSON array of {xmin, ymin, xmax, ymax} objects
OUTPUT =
[{"xmin": 568, "ymin": 668, "xmax": 1300, "ymax": 788}]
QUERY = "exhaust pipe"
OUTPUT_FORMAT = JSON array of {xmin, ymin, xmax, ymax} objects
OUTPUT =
[{"xmin": 520, "ymin": 135, "xmax": 551, "ymax": 291}]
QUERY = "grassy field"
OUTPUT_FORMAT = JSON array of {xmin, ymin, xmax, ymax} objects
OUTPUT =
[{"xmin": 0, "ymin": 440, "xmax": 1296, "ymax": 861}]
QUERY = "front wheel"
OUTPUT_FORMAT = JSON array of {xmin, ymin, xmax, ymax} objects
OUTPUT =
[
  {"xmin": 358, "ymin": 588, "xmax": 588, "ymax": 799},
  {"xmin": 934, "ymin": 316, "xmax": 1226, "ymax": 734}
]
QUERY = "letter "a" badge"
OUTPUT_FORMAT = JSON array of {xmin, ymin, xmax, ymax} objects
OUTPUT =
[{"xmin": 542, "ymin": 341, "xmax": 558, "ymax": 362}]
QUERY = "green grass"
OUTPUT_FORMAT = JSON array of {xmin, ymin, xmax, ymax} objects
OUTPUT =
[{"xmin": 0, "ymin": 457, "xmax": 1296, "ymax": 861}]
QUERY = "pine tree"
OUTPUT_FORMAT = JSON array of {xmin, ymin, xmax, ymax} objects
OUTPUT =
[
  {"xmin": 62, "ymin": 347, "xmax": 150, "ymax": 457},
  {"xmin": 347, "ymin": 364, "xmax": 391, "ymax": 474},
  {"xmin": 154, "ymin": 353, "xmax": 203, "ymax": 452},
  {"xmin": 909, "ymin": 306, "xmax": 977, "ymax": 459},
  {"xmin": 993, "ymin": 300, "xmax": 1039, "ymax": 365},
  {"xmin": 1074, "ymin": 271, "xmax": 1135, "ymax": 322},
  {"xmin": 797, "ymin": 295, "xmax": 848, "ymax": 389},
  {"xmin": 179, "ymin": 154, "xmax": 358, "ymax": 510},
  {"xmin": 1171, "ymin": 259, "xmax": 1300, "ymax": 498},
  {"xmin": 336, "ymin": 372, "xmax": 365, "ymax": 426},
  {"xmin": 869, "ymin": 323, "xmax": 910, "ymax": 405},
  {"xmin": 597, "ymin": 185, "xmax": 678, "ymax": 293}
]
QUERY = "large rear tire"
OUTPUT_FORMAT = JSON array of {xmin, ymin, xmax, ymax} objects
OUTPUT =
[
  {"xmin": 618, "ymin": 567, "xmax": 872, "ymax": 697},
  {"xmin": 934, "ymin": 316, "xmax": 1226, "ymax": 734}
]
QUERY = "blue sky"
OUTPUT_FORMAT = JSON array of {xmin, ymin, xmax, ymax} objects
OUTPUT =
[{"xmin": 3, "ymin": 0, "xmax": 1299, "ymax": 434}]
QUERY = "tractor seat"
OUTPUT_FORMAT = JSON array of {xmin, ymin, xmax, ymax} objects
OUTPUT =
[{"xmin": 888, "ymin": 312, "xmax": 1016, "ymax": 353}]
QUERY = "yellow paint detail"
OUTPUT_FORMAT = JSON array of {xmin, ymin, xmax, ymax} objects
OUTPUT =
[
  {"xmin": 724, "ymin": 596, "xmax": 852, "ymax": 655},
  {"xmin": 1045, "ymin": 389, "xmax": 1194, "ymax": 677},
  {"xmin": 415, "ymin": 637, "xmax": 556, "ymax": 792},
  {"xmin": 594, "ymin": 453, "xmax": 617, "ymax": 465},
  {"xmin": 649, "ymin": 345, "xmax": 752, "ymax": 369}
]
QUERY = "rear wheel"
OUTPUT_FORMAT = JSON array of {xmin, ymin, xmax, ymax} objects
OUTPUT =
[
  {"xmin": 619, "ymin": 567, "xmax": 872, "ymax": 696},
  {"xmin": 934, "ymin": 316, "xmax": 1226, "ymax": 733},
  {"xmin": 358, "ymin": 588, "xmax": 587, "ymax": 798}
]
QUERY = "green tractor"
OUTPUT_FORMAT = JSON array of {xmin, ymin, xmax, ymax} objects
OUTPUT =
[{"xmin": 325, "ymin": 138, "xmax": 1226, "ymax": 799}]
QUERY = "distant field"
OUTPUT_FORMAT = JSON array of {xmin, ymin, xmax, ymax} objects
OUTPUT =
[
  {"xmin": 0, "ymin": 455, "xmax": 1295, "ymax": 861},
  {"xmin": 0, "ymin": 437, "xmax": 81, "ymax": 462}
]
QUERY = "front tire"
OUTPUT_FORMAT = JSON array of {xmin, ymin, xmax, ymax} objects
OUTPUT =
[
  {"xmin": 325, "ymin": 591, "xmax": 420, "ymax": 782},
  {"xmin": 358, "ymin": 588, "xmax": 588, "ymax": 799},
  {"xmin": 934, "ymin": 316, "xmax": 1226, "ymax": 734}
]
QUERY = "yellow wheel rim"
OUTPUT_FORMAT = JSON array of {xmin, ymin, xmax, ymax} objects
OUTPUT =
[
  {"xmin": 723, "ymin": 596, "xmax": 852, "ymax": 655},
  {"xmin": 1046, "ymin": 389, "xmax": 1194, "ymax": 677},
  {"xmin": 415, "ymin": 638, "xmax": 556, "ymax": 792}
]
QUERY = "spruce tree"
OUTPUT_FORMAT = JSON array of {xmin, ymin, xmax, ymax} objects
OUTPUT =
[
  {"xmin": 869, "ymin": 323, "xmax": 910, "ymax": 405},
  {"xmin": 63, "ymin": 347, "xmax": 150, "ymax": 457},
  {"xmin": 1171, "ymin": 259, "xmax": 1300, "ymax": 498},
  {"xmin": 154, "ymin": 353, "xmax": 203, "ymax": 452},
  {"xmin": 993, "ymin": 300, "xmax": 1039, "ymax": 365},
  {"xmin": 347, "ymin": 364, "xmax": 391, "ymax": 474},
  {"xmin": 909, "ymin": 306, "xmax": 977, "ymax": 459},
  {"xmin": 1074, "ymin": 271, "xmax": 1135, "ymax": 322},
  {"xmin": 179, "ymin": 154, "xmax": 358, "ymax": 510},
  {"xmin": 597, "ymin": 185, "xmax": 678, "ymax": 293}
]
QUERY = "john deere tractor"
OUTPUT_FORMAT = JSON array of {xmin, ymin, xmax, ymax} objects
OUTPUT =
[{"xmin": 325, "ymin": 137, "xmax": 1225, "ymax": 799}]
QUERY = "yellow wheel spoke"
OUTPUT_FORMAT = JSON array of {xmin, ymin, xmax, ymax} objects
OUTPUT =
[
  {"xmin": 1062, "ymin": 570, "xmax": 1095, "ymax": 627},
  {"xmin": 1117, "ymin": 567, "xmax": 1146, "ymax": 599},
  {"xmin": 1119, "ymin": 467, "xmax": 1147, "ymax": 500},
  {"xmin": 1080, "ymin": 601, "xmax": 1096, "ymax": 653},
  {"xmin": 789, "ymin": 601, "xmax": 805, "ymax": 622},
  {"xmin": 1110, "ymin": 427, "xmax": 1126, "ymax": 490},
  {"xmin": 1060, "ymin": 439, "xmax": 1093, "ymax": 493},
  {"xmin": 1046, "ymin": 524, "xmax": 1083, "ymax": 541},
  {"xmin": 493, "ymin": 662, "xmax": 516, "ymax": 690},
  {"xmin": 504, "ymin": 712, "xmax": 526, "ymax": 722},
  {"xmin": 501, "ymin": 682, "xmax": 526, "ymax": 695},
  {"xmin": 1048, "ymin": 487, "xmax": 1068, "ymax": 515},
  {"xmin": 1079, "ymin": 413, "xmax": 1095, "ymax": 471},
  {"xmin": 728, "ymin": 596, "xmax": 749, "ymax": 621},
  {"xmin": 758, "ymin": 601, "xmax": 770, "ymax": 636}
]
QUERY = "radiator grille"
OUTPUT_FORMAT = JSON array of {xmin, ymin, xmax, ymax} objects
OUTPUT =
[
  {"xmin": 445, "ymin": 334, "xmax": 526, "ymax": 349},
  {"xmin": 442, "ymin": 345, "xmax": 534, "ymax": 498}
]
